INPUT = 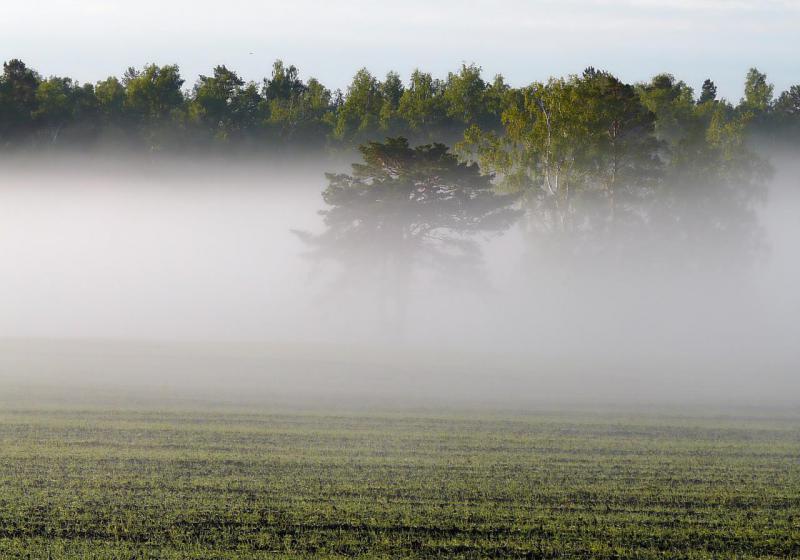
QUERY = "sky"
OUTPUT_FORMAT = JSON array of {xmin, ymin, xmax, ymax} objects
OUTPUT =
[{"xmin": 2, "ymin": 0, "xmax": 798, "ymax": 103}]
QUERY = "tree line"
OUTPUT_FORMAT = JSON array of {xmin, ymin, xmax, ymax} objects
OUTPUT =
[{"xmin": 0, "ymin": 59, "xmax": 797, "ymax": 152}]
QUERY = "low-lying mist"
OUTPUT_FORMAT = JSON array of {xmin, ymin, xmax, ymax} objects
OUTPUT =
[{"xmin": 0, "ymin": 152, "xmax": 797, "ymax": 407}]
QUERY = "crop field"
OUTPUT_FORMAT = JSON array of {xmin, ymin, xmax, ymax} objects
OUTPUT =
[{"xmin": 0, "ymin": 405, "xmax": 798, "ymax": 559}]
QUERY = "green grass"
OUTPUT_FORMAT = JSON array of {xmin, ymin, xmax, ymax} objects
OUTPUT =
[{"xmin": 0, "ymin": 406, "xmax": 798, "ymax": 558}]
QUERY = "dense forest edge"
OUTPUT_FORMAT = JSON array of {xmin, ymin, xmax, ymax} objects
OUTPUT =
[{"xmin": 0, "ymin": 59, "xmax": 797, "ymax": 155}]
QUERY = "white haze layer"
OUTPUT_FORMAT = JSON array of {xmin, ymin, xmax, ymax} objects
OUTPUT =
[{"xmin": 0, "ymin": 154, "xmax": 797, "ymax": 407}]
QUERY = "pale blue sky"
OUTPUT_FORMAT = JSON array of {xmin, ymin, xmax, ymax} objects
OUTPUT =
[{"xmin": 2, "ymin": 0, "xmax": 798, "ymax": 100}]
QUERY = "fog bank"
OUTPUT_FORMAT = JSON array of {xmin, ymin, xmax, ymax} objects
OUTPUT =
[{"xmin": 0, "ymin": 155, "xmax": 797, "ymax": 406}]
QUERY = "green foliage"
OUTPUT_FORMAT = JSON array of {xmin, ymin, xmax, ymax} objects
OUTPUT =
[
  {"xmin": 699, "ymin": 79, "xmax": 717, "ymax": 104},
  {"xmin": 378, "ymin": 71, "xmax": 405, "ymax": 134},
  {"xmin": 397, "ymin": 70, "xmax": 447, "ymax": 139},
  {"xmin": 775, "ymin": 84, "xmax": 800, "ymax": 116},
  {"xmin": 191, "ymin": 65, "xmax": 247, "ymax": 141},
  {"xmin": 457, "ymin": 67, "xmax": 770, "ymax": 266},
  {"xmin": 0, "ymin": 59, "xmax": 40, "ymax": 142},
  {"xmin": 444, "ymin": 63, "xmax": 487, "ymax": 126},
  {"xmin": 34, "ymin": 77, "xmax": 80, "ymax": 140},
  {"xmin": 94, "ymin": 77, "xmax": 126, "ymax": 122},
  {"xmin": 263, "ymin": 60, "xmax": 305, "ymax": 102},
  {"xmin": 771, "ymin": 84, "xmax": 800, "ymax": 142},
  {"xmin": 637, "ymin": 73, "xmax": 697, "ymax": 147},
  {"xmin": 741, "ymin": 67, "xmax": 774, "ymax": 113},
  {"xmin": 120, "ymin": 64, "xmax": 186, "ymax": 150},
  {"xmin": 261, "ymin": 62, "xmax": 335, "ymax": 146},
  {"xmin": 0, "ymin": 59, "xmax": 797, "ymax": 151},
  {"xmin": 334, "ymin": 68, "xmax": 383, "ymax": 143},
  {"xmin": 460, "ymin": 69, "xmax": 662, "ymax": 235},
  {"xmin": 123, "ymin": 64, "xmax": 185, "ymax": 122},
  {"xmin": 484, "ymin": 74, "xmax": 512, "ymax": 128}
]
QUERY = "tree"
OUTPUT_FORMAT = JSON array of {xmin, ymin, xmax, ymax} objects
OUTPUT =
[
  {"xmin": 577, "ymin": 69, "xmax": 662, "ymax": 225},
  {"xmin": 775, "ymin": 85, "xmax": 800, "ymax": 116},
  {"xmin": 444, "ymin": 63, "xmax": 487, "ymax": 128},
  {"xmin": 95, "ymin": 76, "xmax": 126, "ymax": 122},
  {"xmin": 0, "ymin": 59, "xmax": 40, "ymax": 142},
  {"xmin": 191, "ymin": 65, "xmax": 246, "ymax": 141},
  {"xmin": 122, "ymin": 64, "xmax": 186, "ymax": 149},
  {"xmin": 769, "ymin": 85, "xmax": 800, "ymax": 142},
  {"xmin": 698, "ymin": 79, "xmax": 717, "ymax": 104},
  {"xmin": 261, "ymin": 61, "xmax": 333, "ymax": 145},
  {"xmin": 263, "ymin": 60, "xmax": 304, "ymax": 101},
  {"xmin": 637, "ymin": 73, "xmax": 697, "ymax": 148},
  {"xmin": 397, "ymin": 70, "xmax": 446, "ymax": 141},
  {"xmin": 379, "ymin": 71, "xmax": 405, "ymax": 134},
  {"xmin": 297, "ymin": 137, "xmax": 520, "ymax": 332},
  {"xmin": 34, "ymin": 77, "xmax": 78, "ymax": 143},
  {"xmin": 333, "ymin": 68, "xmax": 383, "ymax": 144},
  {"xmin": 295, "ymin": 78, "xmax": 335, "ymax": 142},
  {"xmin": 741, "ymin": 68, "xmax": 773, "ymax": 113},
  {"xmin": 124, "ymin": 64, "xmax": 185, "ymax": 122},
  {"xmin": 650, "ymin": 100, "xmax": 768, "ymax": 269},
  {"xmin": 227, "ymin": 82, "xmax": 263, "ymax": 141},
  {"xmin": 484, "ymin": 74, "xmax": 511, "ymax": 130},
  {"xmin": 461, "ymin": 69, "xmax": 661, "ymax": 238},
  {"xmin": 190, "ymin": 65, "xmax": 264, "ymax": 145},
  {"xmin": 27, "ymin": 77, "xmax": 99, "ymax": 145}
]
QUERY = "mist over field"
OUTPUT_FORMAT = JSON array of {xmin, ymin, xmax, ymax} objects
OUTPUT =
[
  {"xmin": 0, "ymin": 152, "xmax": 797, "ymax": 407},
  {"xmin": 4, "ymin": 1, "xmax": 800, "ymax": 557}
]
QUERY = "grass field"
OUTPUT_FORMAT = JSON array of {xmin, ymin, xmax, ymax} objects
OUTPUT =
[{"xmin": 0, "ymin": 405, "xmax": 798, "ymax": 559}]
